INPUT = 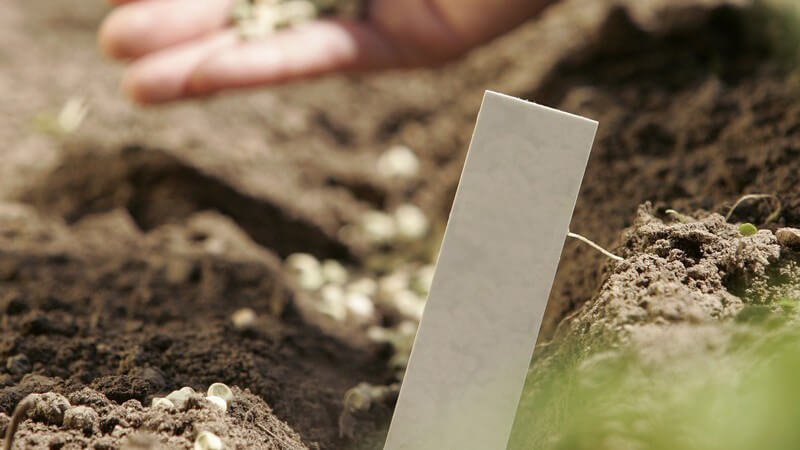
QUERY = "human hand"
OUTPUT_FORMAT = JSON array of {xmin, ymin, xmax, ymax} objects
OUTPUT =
[{"xmin": 99, "ymin": 0, "xmax": 556, "ymax": 104}]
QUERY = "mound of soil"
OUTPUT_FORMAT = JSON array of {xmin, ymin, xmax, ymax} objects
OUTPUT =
[
  {"xmin": 509, "ymin": 206, "xmax": 800, "ymax": 449},
  {"xmin": 558, "ymin": 205, "xmax": 780, "ymax": 349},
  {"xmin": 0, "ymin": 204, "xmax": 392, "ymax": 449},
  {"xmin": 0, "ymin": 387, "xmax": 306, "ymax": 449}
]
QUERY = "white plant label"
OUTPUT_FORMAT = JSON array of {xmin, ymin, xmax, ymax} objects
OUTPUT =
[{"xmin": 383, "ymin": 91, "xmax": 597, "ymax": 450}]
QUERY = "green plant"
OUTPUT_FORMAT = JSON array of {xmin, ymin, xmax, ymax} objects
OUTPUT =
[
  {"xmin": 726, "ymin": 194, "xmax": 781, "ymax": 225},
  {"xmin": 739, "ymin": 222, "xmax": 758, "ymax": 236}
]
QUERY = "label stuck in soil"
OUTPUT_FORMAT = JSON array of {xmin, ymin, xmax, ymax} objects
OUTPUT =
[{"xmin": 384, "ymin": 91, "xmax": 597, "ymax": 450}]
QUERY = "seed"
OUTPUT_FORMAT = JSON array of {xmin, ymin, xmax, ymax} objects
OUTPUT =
[
  {"xmin": 410, "ymin": 265, "xmax": 436, "ymax": 296},
  {"xmin": 347, "ymin": 278, "xmax": 378, "ymax": 297},
  {"xmin": 206, "ymin": 396, "xmax": 227, "ymax": 412},
  {"xmin": 739, "ymin": 223, "xmax": 758, "ymax": 237},
  {"xmin": 343, "ymin": 385, "xmax": 372, "ymax": 412},
  {"xmin": 206, "ymin": 383, "xmax": 234, "ymax": 406},
  {"xmin": 286, "ymin": 253, "xmax": 321, "ymax": 273},
  {"xmin": 343, "ymin": 382, "xmax": 400, "ymax": 413},
  {"xmin": 231, "ymin": 308, "xmax": 257, "ymax": 330},
  {"xmin": 285, "ymin": 253, "xmax": 324, "ymax": 291},
  {"xmin": 367, "ymin": 322, "xmax": 417, "ymax": 350},
  {"xmin": 321, "ymin": 260, "xmax": 348, "ymax": 285},
  {"xmin": 377, "ymin": 272, "xmax": 410, "ymax": 303},
  {"xmin": 278, "ymin": 0, "xmax": 317, "ymax": 26},
  {"xmin": 397, "ymin": 321, "xmax": 418, "ymax": 336},
  {"xmin": 394, "ymin": 204, "xmax": 429, "ymax": 240},
  {"xmin": 367, "ymin": 326, "xmax": 389, "ymax": 342},
  {"xmin": 194, "ymin": 431, "xmax": 224, "ymax": 450},
  {"xmin": 57, "ymin": 96, "xmax": 89, "ymax": 134},
  {"xmin": 393, "ymin": 290, "xmax": 426, "ymax": 321},
  {"xmin": 234, "ymin": 0, "xmax": 320, "ymax": 39},
  {"xmin": 151, "ymin": 397, "xmax": 174, "ymax": 409},
  {"xmin": 361, "ymin": 211, "xmax": 397, "ymax": 244},
  {"xmin": 317, "ymin": 285, "xmax": 347, "ymax": 321},
  {"xmin": 344, "ymin": 292, "xmax": 376, "ymax": 325},
  {"xmin": 377, "ymin": 145, "xmax": 420, "ymax": 178}
]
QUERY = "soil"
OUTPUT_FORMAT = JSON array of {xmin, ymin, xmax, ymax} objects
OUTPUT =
[
  {"xmin": 0, "ymin": 205, "xmax": 392, "ymax": 449},
  {"xmin": 3, "ymin": 0, "xmax": 800, "ymax": 448},
  {"xmin": 1, "ymin": 387, "xmax": 307, "ymax": 449}
]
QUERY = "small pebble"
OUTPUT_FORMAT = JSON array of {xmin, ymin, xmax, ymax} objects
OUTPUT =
[
  {"xmin": 206, "ymin": 396, "xmax": 227, "ymax": 412},
  {"xmin": 377, "ymin": 145, "xmax": 420, "ymax": 178},
  {"xmin": 231, "ymin": 308, "xmax": 257, "ymax": 330},
  {"xmin": 321, "ymin": 260, "xmax": 348, "ymax": 285},
  {"xmin": 63, "ymin": 405, "xmax": 99, "ymax": 434},
  {"xmin": 207, "ymin": 383, "xmax": 234, "ymax": 405},
  {"xmin": 777, "ymin": 227, "xmax": 800, "ymax": 247},
  {"xmin": 394, "ymin": 204, "xmax": 429, "ymax": 240},
  {"xmin": 194, "ymin": 431, "xmax": 224, "ymax": 450}
]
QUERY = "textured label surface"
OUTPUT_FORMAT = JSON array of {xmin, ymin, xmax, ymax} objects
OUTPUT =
[{"xmin": 383, "ymin": 91, "xmax": 597, "ymax": 450}]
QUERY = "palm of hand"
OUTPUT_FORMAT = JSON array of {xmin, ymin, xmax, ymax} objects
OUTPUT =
[{"xmin": 100, "ymin": 0, "xmax": 549, "ymax": 103}]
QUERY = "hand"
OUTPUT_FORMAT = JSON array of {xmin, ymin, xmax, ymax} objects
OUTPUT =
[{"xmin": 99, "ymin": 0, "xmax": 556, "ymax": 104}]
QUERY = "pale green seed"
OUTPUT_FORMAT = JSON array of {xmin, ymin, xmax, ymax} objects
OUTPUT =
[
  {"xmin": 194, "ymin": 431, "xmax": 223, "ymax": 450},
  {"xmin": 206, "ymin": 396, "xmax": 227, "ymax": 412},
  {"xmin": 739, "ymin": 223, "xmax": 758, "ymax": 237},
  {"xmin": 207, "ymin": 383, "xmax": 234, "ymax": 406}
]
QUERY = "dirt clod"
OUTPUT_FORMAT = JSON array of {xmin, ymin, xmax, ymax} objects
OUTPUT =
[
  {"xmin": 63, "ymin": 405, "xmax": 99, "ymax": 434},
  {"xmin": 28, "ymin": 393, "xmax": 70, "ymax": 427}
]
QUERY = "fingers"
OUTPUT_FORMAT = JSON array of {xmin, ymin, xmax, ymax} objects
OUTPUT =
[
  {"xmin": 99, "ymin": 0, "xmax": 233, "ymax": 59},
  {"xmin": 124, "ymin": 20, "xmax": 398, "ymax": 104},
  {"xmin": 107, "ymin": 0, "xmax": 166, "ymax": 5},
  {"xmin": 122, "ymin": 31, "xmax": 239, "ymax": 103},
  {"xmin": 187, "ymin": 21, "xmax": 398, "ymax": 96}
]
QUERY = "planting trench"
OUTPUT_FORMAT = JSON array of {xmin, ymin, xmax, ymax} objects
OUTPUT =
[{"xmin": 3, "ymin": 0, "xmax": 800, "ymax": 448}]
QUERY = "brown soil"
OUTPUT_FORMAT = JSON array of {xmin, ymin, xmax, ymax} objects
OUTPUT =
[
  {"xmin": 556, "ymin": 205, "xmax": 781, "ymax": 349},
  {"xmin": 0, "ymin": 205, "xmax": 392, "ymax": 449},
  {"xmin": 3, "ymin": 0, "xmax": 800, "ymax": 448},
  {"xmin": 1, "ymin": 387, "xmax": 307, "ymax": 449}
]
